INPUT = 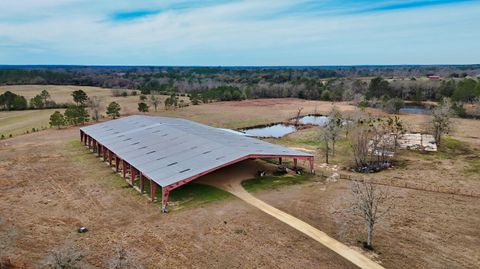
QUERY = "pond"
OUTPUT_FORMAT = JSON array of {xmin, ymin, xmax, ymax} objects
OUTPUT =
[
  {"xmin": 241, "ymin": 123, "xmax": 297, "ymax": 138},
  {"xmin": 297, "ymin": 115, "xmax": 329, "ymax": 126},
  {"xmin": 399, "ymin": 104, "xmax": 432, "ymax": 114}
]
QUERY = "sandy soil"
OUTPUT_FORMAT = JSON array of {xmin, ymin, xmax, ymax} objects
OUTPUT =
[
  {"xmin": 1, "ymin": 96, "xmax": 479, "ymax": 268},
  {"xmin": 200, "ymin": 160, "xmax": 384, "ymax": 269},
  {"xmin": 255, "ymin": 180, "xmax": 480, "ymax": 269},
  {"xmin": 0, "ymin": 129, "xmax": 354, "ymax": 268}
]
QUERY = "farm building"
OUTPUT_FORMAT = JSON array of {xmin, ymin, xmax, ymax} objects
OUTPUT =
[{"xmin": 80, "ymin": 115, "xmax": 314, "ymax": 212}]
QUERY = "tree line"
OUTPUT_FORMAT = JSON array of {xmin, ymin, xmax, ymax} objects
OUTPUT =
[
  {"xmin": 2, "ymin": 66, "xmax": 479, "ymax": 117},
  {"xmin": 1, "ymin": 65, "xmax": 479, "ymax": 88},
  {"xmin": 0, "ymin": 90, "xmax": 68, "ymax": 111},
  {"xmin": 49, "ymin": 90, "xmax": 121, "ymax": 129}
]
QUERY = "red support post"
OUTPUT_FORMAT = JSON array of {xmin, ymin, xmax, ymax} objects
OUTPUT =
[
  {"xmin": 279, "ymin": 157, "xmax": 282, "ymax": 165},
  {"xmin": 108, "ymin": 150, "xmax": 112, "ymax": 166},
  {"xmin": 293, "ymin": 158, "xmax": 297, "ymax": 169},
  {"xmin": 115, "ymin": 156, "xmax": 120, "ymax": 173},
  {"xmin": 309, "ymin": 157, "xmax": 315, "ymax": 174},
  {"xmin": 150, "ymin": 180, "xmax": 157, "ymax": 202},
  {"xmin": 161, "ymin": 187, "xmax": 170, "ymax": 213},
  {"xmin": 122, "ymin": 160, "xmax": 127, "ymax": 178},
  {"xmin": 88, "ymin": 137, "xmax": 92, "ymax": 148},
  {"xmin": 97, "ymin": 144, "xmax": 102, "ymax": 157},
  {"xmin": 80, "ymin": 131, "xmax": 83, "ymax": 143},
  {"xmin": 131, "ymin": 167, "xmax": 136, "ymax": 186},
  {"xmin": 93, "ymin": 140, "xmax": 97, "ymax": 153},
  {"xmin": 140, "ymin": 174, "xmax": 145, "ymax": 193},
  {"xmin": 103, "ymin": 146, "xmax": 107, "ymax": 161}
]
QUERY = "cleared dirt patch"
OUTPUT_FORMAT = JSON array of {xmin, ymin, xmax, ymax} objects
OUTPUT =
[
  {"xmin": 1, "ymin": 96, "xmax": 479, "ymax": 268},
  {"xmin": 0, "ymin": 129, "xmax": 354, "ymax": 268}
]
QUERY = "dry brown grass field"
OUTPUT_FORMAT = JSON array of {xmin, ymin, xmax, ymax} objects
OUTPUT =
[{"xmin": 0, "ymin": 85, "xmax": 479, "ymax": 268}]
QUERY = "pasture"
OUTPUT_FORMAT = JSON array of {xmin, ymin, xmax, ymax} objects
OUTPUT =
[{"xmin": 0, "ymin": 85, "xmax": 479, "ymax": 268}]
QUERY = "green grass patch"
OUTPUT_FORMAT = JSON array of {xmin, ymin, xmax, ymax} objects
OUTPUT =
[
  {"xmin": 466, "ymin": 159, "xmax": 480, "ymax": 175},
  {"xmin": 136, "ymin": 178, "xmax": 231, "ymax": 210},
  {"xmin": 0, "ymin": 109, "xmax": 61, "ymax": 138},
  {"xmin": 410, "ymin": 136, "xmax": 474, "ymax": 160},
  {"xmin": 169, "ymin": 183, "xmax": 231, "ymax": 208},
  {"xmin": 241, "ymin": 173, "xmax": 313, "ymax": 193},
  {"xmin": 436, "ymin": 136, "xmax": 473, "ymax": 159}
]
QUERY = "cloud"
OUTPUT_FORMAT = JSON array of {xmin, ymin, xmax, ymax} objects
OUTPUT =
[
  {"xmin": 0, "ymin": 0, "xmax": 479, "ymax": 65},
  {"xmin": 111, "ymin": 10, "xmax": 161, "ymax": 21},
  {"xmin": 357, "ymin": 0, "xmax": 476, "ymax": 13}
]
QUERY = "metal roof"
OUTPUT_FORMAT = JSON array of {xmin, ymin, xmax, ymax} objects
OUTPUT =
[{"xmin": 80, "ymin": 115, "xmax": 313, "ymax": 188}]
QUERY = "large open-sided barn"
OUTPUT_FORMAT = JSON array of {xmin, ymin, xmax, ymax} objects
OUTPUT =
[{"xmin": 80, "ymin": 115, "xmax": 314, "ymax": 211}]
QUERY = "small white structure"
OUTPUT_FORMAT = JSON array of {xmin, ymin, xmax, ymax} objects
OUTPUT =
[
  {"xmin": 398, "ymin": 133, "xmax": 437, "ymax": 152},
  {"xmin": 370, "ymin": 133, "xmax": 437, "ymax": 157}
]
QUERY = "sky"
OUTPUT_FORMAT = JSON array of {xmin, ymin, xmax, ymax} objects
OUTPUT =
[{"xmin": 0, "ymin": 0, "xmax": 479, "ymax": 66}]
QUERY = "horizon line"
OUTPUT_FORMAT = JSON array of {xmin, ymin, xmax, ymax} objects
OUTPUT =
[{"xmin": 1, "ymin": 64, "xmax": 480, "ymax": 68}]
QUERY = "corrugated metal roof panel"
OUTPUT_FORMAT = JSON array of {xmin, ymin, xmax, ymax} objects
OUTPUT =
[{"xmin": 81, "ymin": 115, "xmax": 313, "ymax": 187}]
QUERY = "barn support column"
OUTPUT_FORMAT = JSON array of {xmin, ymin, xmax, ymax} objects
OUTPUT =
[
  {"xmin": 115, "ymin": 156, "xmax": 120, "ymax": 172},
  {"xmin": 309, "ymin": 157, "xmax": 315, "ymax": 174},
  {"xmin": 161, "ymin": 187, "xmax": 170, "ymax": 213},
  {"xmin": 92, "ymin": 140, "xmax": 97, "ymax": 153},
  {"xmin": 131, "ymin": 167, "xmax": 136, "ymax": 186},
  {"xmin": 279, "ymin": 157, "xmax": 282, "ymax": 165},
  {"xmin": 150, "ymin": 180, "xmax": 157, "ymax": 202},
  {"xmin": 97, "ymin": 144, "xmax": 102, "ymax": 157},
  {"xmin": 80, "ymin": 131, "xmax": 83, "ymax": 143},
  {"xmin": 102, "ymin": 147, "xmax": 107, "ymax": 161},
  {"xmin": 140, "ymin": 174, "xmax": 145, "ymax": 193},
  {"xmin": 108, "ymin": 151, "xmax": 113, "ymax": 166},
  {"xmin": 293, "ymin": 158, "xmax": 297, "ymax": 169},
  {"xmin": 122, "ymin": 160, "xmax": 127, "ymax": 178},
  {"xmin": 88, "ymin": 137, "xmax": 92, "ymax": 148}
]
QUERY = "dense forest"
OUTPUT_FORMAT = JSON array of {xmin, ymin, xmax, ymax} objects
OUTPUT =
[
  {"xmin": 1, "ymin": 65, "xmax": 480, "ymax": 115},
  {"xmin": 1, "ymin": 65, "xmax": 479, "ymax": 89}
]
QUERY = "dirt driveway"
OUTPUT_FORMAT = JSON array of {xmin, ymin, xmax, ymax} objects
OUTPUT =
[{"xmin": 199, "ymin": 160, "xmax": 384, "ymax": 269}]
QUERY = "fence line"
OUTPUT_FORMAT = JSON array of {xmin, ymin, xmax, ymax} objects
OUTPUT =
[{"xmin": 339, "ymin": 173, "xmax": 480, "ymax": 198}]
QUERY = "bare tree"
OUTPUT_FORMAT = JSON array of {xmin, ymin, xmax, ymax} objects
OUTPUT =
[
  {"xmin": 109, "ymin": 244, "xmax": 143, "ymax": 269},
  {"xmin": 319, "ymin": 125, "xmax": 331, "ymax": 164},
  {"xmin": 430, "ymin": 98, "xmax": 455, "ymax": 146},
  {"xmin": 294, "ymin": 107, "xmax": 303, "ymax": 126},
  {"xmin": 349, "ymin": 124, "xmax": 371, "ymax": 169},
  {"xmin": 46, "ymin": 245, "xmax": 86, "ymax": 269},
  {"xmin": 87, "ymin": 96, "xmax": 104, "ymax": 122},
  {"xmin": 385, "ymin": 116, "xmax": 405, "ymax": 154},
  {"xmin": 149, "ymin": 95, "xmax": 160, "ymax": 112},
  {"xmin": 327, "ymin": 106, "xmax": 343, "ymax": 156},
  {"xmin": 474, "ymin": 97, "xmax": 480, "ymax": 117},
  {"xmin": 348, "ymin": 116, "xmax": 399, "ymax": 172},
  {"xmin": 111, "ymin": 89, "xmax": 128, "ymax": 97},
  {"xmin": 318, "ymin": 107, "xmax": 343, "ymax": 164},
  {"xmin": 351, "ymin": 181, "xmax": 393, "ymax": 249}
]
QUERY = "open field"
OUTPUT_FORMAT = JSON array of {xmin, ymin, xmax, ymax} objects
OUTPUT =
[
  {"xmin": 0, "ymin": 129, "xmax": 355, "ymax": 268},
  {"xmin": 0, "ymin": 85, "xmax": 127, "ymax": 102},
  {"xmin": 0, "ymin": 109, "xmax": 59, "ymax": 137},
  {"xmin": 0, "ymin": 85, "xmax": 189, "ymax": 138},
  {"xmin": 1, "ymin": 86, "xmax": 480, "ymax": 268}
]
